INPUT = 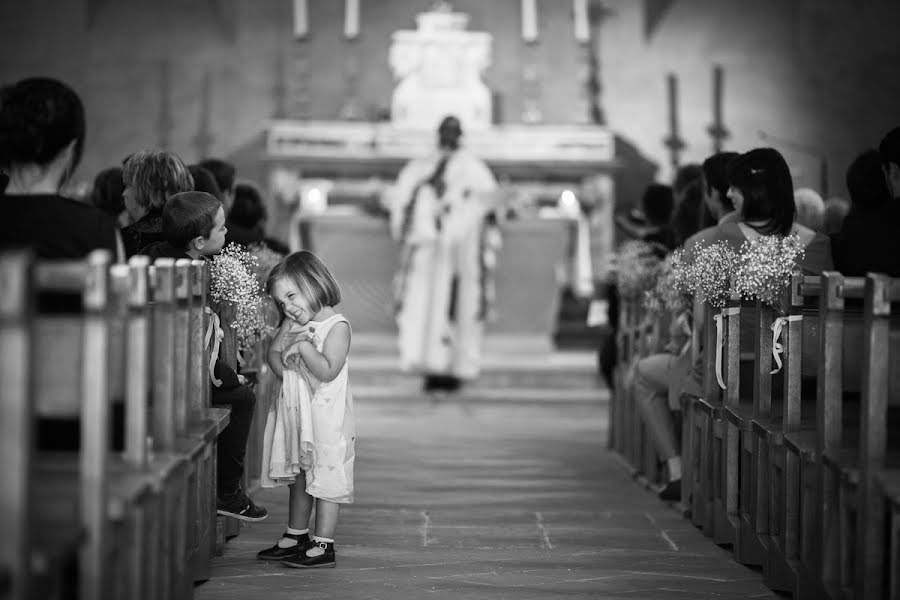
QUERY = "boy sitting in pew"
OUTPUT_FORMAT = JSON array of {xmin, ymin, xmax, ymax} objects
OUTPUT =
[{"xmin": 142, "ymin": 191, "xmax": 268, "ymax": 521}]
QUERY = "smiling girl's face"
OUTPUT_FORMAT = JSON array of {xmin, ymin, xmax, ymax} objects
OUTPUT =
[{"xmin": 272, "ymin": 277, "xmax": 315, "ymax": 325}]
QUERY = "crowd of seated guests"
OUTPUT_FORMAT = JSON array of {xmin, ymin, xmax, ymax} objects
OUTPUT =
[
  {"xmin": 609, "ymin": 124, "xmax": 900, "ymax": 502},
  {"xmin": 0, "ymin": 76, "xmax": 290, "ymax": 522}
]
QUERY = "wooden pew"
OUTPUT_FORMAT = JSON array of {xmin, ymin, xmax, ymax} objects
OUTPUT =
[
  {"xmin": 687, "ymin": 303, "xmax": 719, "ymax": 533},
  {"xmin": 853, "ymin": 273, "xmax": 900, "ymax": 600},
  {"xmin": 15, "ymin": 250, "xmax": 163, "ymax": 600}
]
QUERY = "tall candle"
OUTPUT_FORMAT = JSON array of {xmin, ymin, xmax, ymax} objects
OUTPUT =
[
  {"xmin": 345, "ymin": 0, "xmax": 360, "ymax": 39},
  {"xmin": 522, "ymin": 0, "xmax": 538, "ymax": 43},
  {"xmin": 293, "ymin": 0, "xmax": 308, "ymax": 38},
  {"xmin": 574, "ymin": 0, "xmax": 589, "ymax": 43},
  {"xmin": 668, "ymin": 73, "xmax": 679, "ymax": 137}
]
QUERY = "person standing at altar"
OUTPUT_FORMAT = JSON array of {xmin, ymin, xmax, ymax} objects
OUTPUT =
[{"xmin": 389, "ymin": 115, "xmax": 502, "ymax": 393}]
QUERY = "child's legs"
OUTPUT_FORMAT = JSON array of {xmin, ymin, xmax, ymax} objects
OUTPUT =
[
  {"xmin": 288, "ymin": 473, "xmax": 313, "ymax": 530},
  {"xmin": 314, "ymin": 499, "xmax": 340, "ymax": 539}
]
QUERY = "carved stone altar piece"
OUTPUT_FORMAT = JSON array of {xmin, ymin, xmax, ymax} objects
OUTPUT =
[{"xmin": 389, "ymin": 3, "xmax": 492, "ymax": 131}]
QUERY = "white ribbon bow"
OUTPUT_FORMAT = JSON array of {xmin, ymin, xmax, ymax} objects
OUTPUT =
[
  {"xmin": 770, "ymin": 315, "xmax": 803, "ymax": 374},
  {"xmin": 713, "ymin": 307, "xmax": 741, "ymax": 390},
  {"xmin": 204, "ymin": 307, "xmax": 224, "ymax": 387}
]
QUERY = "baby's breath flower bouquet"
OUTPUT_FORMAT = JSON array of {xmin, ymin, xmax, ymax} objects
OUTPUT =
[
  {"xmin": 643, "ymin": 248, "xmax": 691, "ymax": 318},
  {"xmin": 611, "ymin": 240, "xmax": 664, "ymax": 298},
  {"xmin": 209, "ymin": 243, "xmax": 275, "ymax": 350},
  {"xmin": 733, "ymin": 233, "xmax": 805, "ymax": 311},
  {"xmin": 685, "ymin": 242, "xmax": 739, "ymax": 308}
]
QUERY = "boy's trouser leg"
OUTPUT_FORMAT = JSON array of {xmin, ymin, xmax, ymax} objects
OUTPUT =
[{"xmin": 211, "ymin": 384, "xmax": 256, "ymax": 497}]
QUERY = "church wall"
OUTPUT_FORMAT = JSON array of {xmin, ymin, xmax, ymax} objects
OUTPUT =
[{"xmin": 2, "ymin": 1, "xmax": 899, "ymax": 200}]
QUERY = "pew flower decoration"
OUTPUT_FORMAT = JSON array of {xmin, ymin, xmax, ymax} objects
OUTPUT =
[
  {"xmin": 732, "ymin": 234, "xmax": 806, "ymax": 311},
  {"xmin": 208, "ymin": 243, "xmax": 274, "ymax": 348},
  {"xmin": 685, "ymin": 242, "xmax": 739, "ymax": 308},
  {"xmin": 610, "ymin": 240, "xmax": 664, "ymax": 298},
  {"xmin": 643, "ymin": 248, "xmax": 691, "ymax": 318}
]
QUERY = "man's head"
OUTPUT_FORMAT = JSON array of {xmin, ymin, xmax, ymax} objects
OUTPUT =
[
  {"xmin": 162, "ymin": 191, "xmax": 227, "ymax": 257},
  {"xmin": 437, "ymin": 116, "xmax": 462, "ymax": 151},
  {"xmin": 878, "ymin": 126, "xmax": 900, "ymax": 198},
  {"xmin": 197, "ymin": 158, "xmax": 237, "ymax": 213},
  {"xmin": 701, "ymin": 152, "xmax": 740, "ymax": 219}
]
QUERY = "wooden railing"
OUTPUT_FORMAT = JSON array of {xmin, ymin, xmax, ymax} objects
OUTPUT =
[{"xmin": 609, "ymin": 271, "xmax": 900, "ymax": 600}]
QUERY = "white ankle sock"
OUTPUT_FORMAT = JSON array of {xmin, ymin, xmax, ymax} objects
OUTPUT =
[
  {"xmin": 667, "ymin": 457, "xmax": 682, "ymax": 481},
  {"xmin": 307, "ymin": 536, "xmax": 334, "ymax": 556},
  {"xmin": 277, "ymin": 528, "xmax": 309, "ymax": 548}
]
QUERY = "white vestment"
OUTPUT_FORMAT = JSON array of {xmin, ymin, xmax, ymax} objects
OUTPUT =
[{"xmin": 390, "ymin": 149, "xmax": 500, "ymax": 379}]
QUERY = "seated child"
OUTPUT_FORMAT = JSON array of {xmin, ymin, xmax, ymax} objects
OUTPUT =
[{"xmin": 142, "ymin": 191, "xmax": 268, "ymax": 521}]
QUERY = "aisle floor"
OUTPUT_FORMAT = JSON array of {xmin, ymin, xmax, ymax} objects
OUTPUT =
[{"xmin": 196, "ymin": 393, "xmax": 779, "ymax": 599}]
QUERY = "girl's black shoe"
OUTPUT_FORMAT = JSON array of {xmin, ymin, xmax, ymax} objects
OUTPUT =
[
  {"xmin": 257, "ymin": 533, "xmax": 313, "ymax": 560},
  {"xmin": 281, "ymin": 541, "xmax": 336, "ymax": 569}
]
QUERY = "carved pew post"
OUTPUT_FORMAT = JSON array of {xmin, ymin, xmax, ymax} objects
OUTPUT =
[
  {"xmin": 692, "ymin": 302, "xmax": 721, "ymax": 533},
  {"xmin": 0, "ymin": 250, "xmax": 33, "ymax": 600},
  {"xmin": 856, "ymin": 274, "xmax": 891, "ymax": 600}
]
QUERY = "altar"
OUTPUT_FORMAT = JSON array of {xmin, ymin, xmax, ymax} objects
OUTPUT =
[{"xmin": 261, "ymin": 2, "xmax": 617, "ymax": 338}]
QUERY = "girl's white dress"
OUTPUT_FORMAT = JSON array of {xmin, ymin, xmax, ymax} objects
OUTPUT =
[{"xmin": 260, "ymin": 313, "xmax": 355, "ymax": 504}]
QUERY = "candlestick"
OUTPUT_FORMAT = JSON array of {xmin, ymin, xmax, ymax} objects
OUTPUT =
[
  {"xmin": 574, "ymin": 0, "xmax": 589, "ymax": 43},
  {"xmin": 522, "ymin": 0, "xmax": 538, "ymax": 43},
  {"xmin": 293, "ymin": 0, "xmax": 308, "ymax": 39},
  {"xmin": 345, "ymin": 0, "xmax": 359, "ymax": 40}
]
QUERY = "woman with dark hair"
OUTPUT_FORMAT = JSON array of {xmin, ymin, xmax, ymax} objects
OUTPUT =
[
  {"xmin": 389, "ymin": 115, "xmax": 502, "ymax": 393},
  {"xmin": 0, "ymin": 77, "xmax": 121, "ymax": 259},
  {"xmin": 832, "ymin": 148, "xmax": 900, "ymax": 276}
]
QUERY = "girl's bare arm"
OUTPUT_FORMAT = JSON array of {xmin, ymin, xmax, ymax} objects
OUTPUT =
[{"xmin": 293, "ymin": 322, "xmax": 351, "ymax": 383}]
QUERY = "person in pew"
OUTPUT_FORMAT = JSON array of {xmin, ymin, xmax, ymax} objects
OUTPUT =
[
  {"xmin": 121, "ymin": 149, "xmax": 194, "ymax": 257},
  {"xmin": 89, "ymin": 166, "xmax": 129, "ymax": 228},
  {"xmin": 230, "ymin": 182, "xmax": 291, "ymax": 254},
  {"xmin": 188, "ymin": 163, "xmax": 225, "ymax": 204},
  {"xmin": 0, "ymin": 77, "xmax": 123, "ymax": 261},
  {"xmin": 259, "ymin": 251, "xmax": 355, "ymax": 569},
  {"xmin": 832, "ymin": 146, "xmax": 900, "ymax": 276},
  {"xmin": 600, "ymin": 184, "xmax": 680, "ymax": 388},
  {"xmin": 631, "ymin": 147, "xmax": 834, "ymax": 502},
  {"xmin": 142, "ymin": 191, "xmax": 270, "ymax": 522},
  {"xmin": 681, "ymin": 152, "xmax": 741, "ymax": 254}
]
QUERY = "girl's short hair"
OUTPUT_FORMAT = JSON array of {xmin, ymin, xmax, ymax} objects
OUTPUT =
[
  {"xmin": 123, "ymin": 150, "xmax": 194, "ymax": 212},
  {"xmin": 727, "ymin": 147, "xmax": 796, "ymax": 236},
  {"xmin": 0, "ymin": 77, "xmax": 86, "ymax": 176},
  {"xmin": 266, "ymin": 251, "xmax": 341, "ymax": 315},
  {"xmin": 162, "ymin": 191, "xmax": 222, "ymax": 249}
]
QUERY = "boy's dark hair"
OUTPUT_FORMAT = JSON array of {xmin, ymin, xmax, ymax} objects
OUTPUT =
[
  {"xmin": 437, "ymin": 116, "xmax": 462, "ymax": 151},
  {"xmin": 727, "ymin": 147, "xmax": 795, "ymax": 236},
  {"xmin": 197, "ymin": 158, "xmax": 236, "ymax": 194},
  {"xmin": 266, "ymin": 250, "xmax": 341, "ymax": 316},
  {"xmin": 641, "ymin": 183, "xmax": 674, "ymax": 226},
  {"xmin": 878, "ymin": 126, "xmax": 900, "ymax": 169},
  {"xmin": 230, "ymin": 182, "xmax": 267, "ymax": 229},
  {"xmin": 846, "ymin": 149, "xmax": 892, "ymax": 212},
  {"xmin": 702, "ymin": 151, "xmax": 740, "ymax": 210},
  {"xmin": 188, "ymin": 164, "xmax": 224, "ymax": 203},
  {"xmin": 162, "ymin": 191, "xmax": 222, "ymax": 249},
  {"xmin": 0, "ymin": 77, "xmax": 85, "ymax": 176}
]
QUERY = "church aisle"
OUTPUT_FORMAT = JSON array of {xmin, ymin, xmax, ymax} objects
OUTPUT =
[{"xmin": 196, "ymin": 394, "xmax": 777, "ymax": 599}]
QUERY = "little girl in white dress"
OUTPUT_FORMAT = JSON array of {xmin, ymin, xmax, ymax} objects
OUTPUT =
[{"xmin": 258, "ymin": 251, "xmax": 355, "ymax": 569}]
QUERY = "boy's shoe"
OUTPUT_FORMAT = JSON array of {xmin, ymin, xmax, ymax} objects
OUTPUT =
[
  {"xmin": 281, "ymin": 541, "xmax": 336, "ymax": 569},
  {"xmin": 217, "ymin": 492, "xmax": 269, "ymax": 522},
  {"xmin": 658, "ymin": 479, "xmax": 682, "ymax": 502},
  {"xmin": 257, "ymin": 533, "xmax": 313, "ymax": 560}
]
